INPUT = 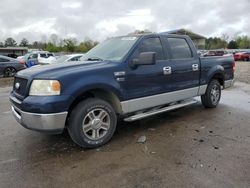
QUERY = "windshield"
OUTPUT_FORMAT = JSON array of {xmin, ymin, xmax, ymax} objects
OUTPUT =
[
  {"xmin": 83, "ymin": 36, "xmax": 139, "ymax": 61},
  {"xmin": 56, "ymin": 55, "xmax": 70, "ymax": 63},
  {"xmin": 23, "ymin": 53, "xmax": 31, "ymax": 61}
]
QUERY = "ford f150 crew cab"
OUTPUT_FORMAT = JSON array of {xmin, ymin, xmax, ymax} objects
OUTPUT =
[{"xmin": 10, "ymin": 33, "xmax": 235, "ymax": 148}]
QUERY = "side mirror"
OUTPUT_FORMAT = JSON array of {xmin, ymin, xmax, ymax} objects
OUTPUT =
[{"xmin": 132, "ymin": 52, "xmax": 156, "ymax": 67}]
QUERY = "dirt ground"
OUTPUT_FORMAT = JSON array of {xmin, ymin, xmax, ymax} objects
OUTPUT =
[
  {"xmin": 235, "ymin": 61, "xmax": 250, "ymax": 84},
  {"xmin": 0, "ymin": 61, "xmax": 250, "ymax": 188},
  {"xmin": 0, "ymin": 77, "xmax": 13, "ymax": 88}
]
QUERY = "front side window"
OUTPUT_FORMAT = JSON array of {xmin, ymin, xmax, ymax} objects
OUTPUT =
[
  {"xmin": 132, "ymin": 37, "xmax": 164, "ymax": 60},
  {"xmin": 167, "ymin": 38, "xmax": 193, "ymax": 59}
]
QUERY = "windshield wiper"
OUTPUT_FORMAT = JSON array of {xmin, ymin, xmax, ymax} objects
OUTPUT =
[{"xmin": 86, "ymin": 57, "xmax": 104, "ymax": 61}]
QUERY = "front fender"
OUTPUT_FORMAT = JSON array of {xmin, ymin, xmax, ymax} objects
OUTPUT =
[{"xmin": 63, "ymin": 75, "xmax": 124, "ymax": 101}]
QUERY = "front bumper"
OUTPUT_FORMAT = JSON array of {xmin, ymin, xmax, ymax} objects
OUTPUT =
[{"xmin": 11, "ymin": 105, "xmax": 68, "ymax": 134}]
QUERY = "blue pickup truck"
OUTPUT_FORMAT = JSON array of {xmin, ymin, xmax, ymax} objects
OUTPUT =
[{"xmin": 10, "ymin": 33, "xmax": 235, "ymax": 148}]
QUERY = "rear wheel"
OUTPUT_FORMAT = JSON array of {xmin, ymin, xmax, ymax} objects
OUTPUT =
[
  {"xmin": 201, "ymin": 79, "xmax": 221, "ymax": 108},
  {"xmin": 68, "ymin": 98, "xmax": 117, "ymax": 148},
  {"xmin": 4, "ymin": 67, "xmax": 16, "ymax": 77}
]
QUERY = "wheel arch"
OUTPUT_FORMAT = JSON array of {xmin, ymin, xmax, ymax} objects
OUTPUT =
[
  {"xmin": 67, "ymin": 87, "xmax": 123, "ymax": 121},
  {"xmin": 207, "ymin": 65, "xmax": 225, "ymax": 86}
]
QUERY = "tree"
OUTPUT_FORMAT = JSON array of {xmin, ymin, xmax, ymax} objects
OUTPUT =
[
  {"xmin": 76, "ymin": 42, "xmax": 88, "ymax": 52},
  {"xmin": 19, "ymin": 38, "xmax": 29, "ymax": 47},
  {"xmin": 236, "ymin": 36, "xmax": 250, "ymax": 49},
  {"xmin": 0, "ymin": 42, "xmax": 3, "ymax": 47},
  {"xmin": 4, "ymin": 37, "xmax": 17, "ymax": 47},
  {"xmin": 45, "ymin": 42, "xmax": 59, "ymax": 52},
  {"xmin": 205, "ymin": 37, "xmax": 227, "ymax": 50},
  {"xmin": 129, "ymin": 29, "xmax": 152, "ymax": 35},
  {"xmin": 63, "ymin": 38, "xmax": 77, "ymax": 52},
  {"xmin": 49, "ymin": 34, "xmax": 59, "ymax": 46},
  {"xmin": 32, "ymin": 41, "xmax": 39, "ymax": 48},
  {"xmin": 227, "ymin": 40, "xmax": 238, "ymax": 49}
]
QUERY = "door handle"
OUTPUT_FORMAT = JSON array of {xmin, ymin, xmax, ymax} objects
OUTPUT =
[
  {"xmin": 163, "ymin": 66, "xmax": 172, "ymax": 75},
  {"xmin": 192, "ymin": 64, "xmax": 199, "ymax": 71}
]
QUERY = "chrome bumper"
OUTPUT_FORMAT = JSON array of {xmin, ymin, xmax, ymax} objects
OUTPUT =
[
  {"xmin": 11, "ymin": 106, "xmax": 68, "ymax": 134},
  {"xmin": 224, "ymin": 79, "xmax": 234, "ymax": 89}
]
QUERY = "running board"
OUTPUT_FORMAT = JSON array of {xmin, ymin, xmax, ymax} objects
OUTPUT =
[{"xmin": 124, "ymin": 99, "xmax": 198, "ymax": 122}]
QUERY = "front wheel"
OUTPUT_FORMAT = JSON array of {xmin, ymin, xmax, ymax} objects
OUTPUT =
[
  {"xmin": 68, "ymin": 98, "xmax": 117, "ymax": 148},
  {"xmin": 201, "ymin": 79, "xmax": 221, "ymax": 108}
]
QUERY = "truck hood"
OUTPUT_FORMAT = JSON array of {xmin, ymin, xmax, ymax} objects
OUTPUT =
[{"xmin": 17, "ymin": 61, "xmax": 114, "ymax": 79}]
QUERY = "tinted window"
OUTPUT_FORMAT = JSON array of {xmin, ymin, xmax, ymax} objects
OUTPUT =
[
  {"xmin": 47, "ymin": 53, "xmax": 54, "ymax": 57},
  {"xmin": 29, "ymin": 54, "xmax": 38, "ymax": 59},
  {"xmin": 132, "ymin": 37, "xmax": 164, "ymax": 60},
  {"xmin": 167, "ymin": 38, "xmax": 192, "ymax": 59},
  {"xmin": 0, "ymin": 58, "xmax": 10, "ymax": 62},
  {"xmin": 40, "ymin": 54, "xmax": 47, "ymax": 58},
  {"xmin": 70, "ymin": 56, "xmax": 81, "ymax": 61}
]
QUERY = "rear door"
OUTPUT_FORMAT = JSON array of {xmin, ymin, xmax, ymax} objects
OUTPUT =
[{"xmin": 162, "ymin": 36, "xmax": 200, "ymax": 92}]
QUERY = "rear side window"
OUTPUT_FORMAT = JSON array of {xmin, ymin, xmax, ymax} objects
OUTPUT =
[
  {"xmin": 40, "ymin": 54, "xmax": 47, "ymax": 58},
  {"xmin": 47, "ymin": 53, "xmax": 54, "ymax": 57},
  {"xmin": 132, "ymin": 37, "xmax": 164, "ymax": 60},
  {"xmin": 0, "ymin": 58, "xmax": 10, "ymax": 62},
  {"xmin": 167, "ymin": 38, "xmax": 193, "ymax": 59}
]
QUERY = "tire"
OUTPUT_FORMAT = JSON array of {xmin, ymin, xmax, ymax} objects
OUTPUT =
[
  {"xmin": 68, "ymin": 98, "xmax": 117, "ymax": 148},
  {"xmin": 201, "ymin": 79, "xmax": 221, "ymax": 108},
  {"xmin": 4, "ymin": 67, "xmax": 16, "ymax": 77}
]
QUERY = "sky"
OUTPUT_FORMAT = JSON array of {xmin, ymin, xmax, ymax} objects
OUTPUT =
[{"xmin": 0, "ymin": 0, "xmax": 249, "ymax": 43}]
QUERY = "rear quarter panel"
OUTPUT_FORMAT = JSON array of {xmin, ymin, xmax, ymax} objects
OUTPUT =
[{"xmin": 200, "ymin": 55, "xmax": 234, "ymax": 85}]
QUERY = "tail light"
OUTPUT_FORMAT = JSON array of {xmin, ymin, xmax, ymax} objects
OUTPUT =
[{"xmin": 18, "ymin": 60, "xmax": 26, "ymax": 65}]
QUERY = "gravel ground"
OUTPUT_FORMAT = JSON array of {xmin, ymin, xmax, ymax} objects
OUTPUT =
[
  {"xmin": 0, "ymin": 77, "xmax": 14, "ymax": 88},
  {"xmin": 0, "ymin": 83, "xmax": 250, "ymax": 187},
  {"xmin": 235, "ymin": 61, "xmax": 250, "ymax": 84}
]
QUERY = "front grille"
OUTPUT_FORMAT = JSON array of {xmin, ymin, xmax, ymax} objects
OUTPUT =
[{"xmin": 13, "ymin": 77, "xmax": 28, "ymax": 97}]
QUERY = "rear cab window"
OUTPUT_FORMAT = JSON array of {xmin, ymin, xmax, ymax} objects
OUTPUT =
[{"xmin": 165, "ymin": 37, "xmax": 193, "ymax": 59}]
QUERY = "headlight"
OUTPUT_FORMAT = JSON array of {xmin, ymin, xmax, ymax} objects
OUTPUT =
[{"xmin": 29, "ymin": 80, "xmax": 61, "ymax": 96}]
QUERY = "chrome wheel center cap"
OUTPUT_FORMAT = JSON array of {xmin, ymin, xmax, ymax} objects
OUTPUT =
[{"xmin": 91, "ymin": 119, "xmax": 102, "ymax": 129}]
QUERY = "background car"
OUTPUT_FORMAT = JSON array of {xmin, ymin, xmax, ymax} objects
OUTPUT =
[
  {"xmin": 203, "ymin": 50, "xmax": 225, "ymax": 57},
  {"xmin": 0, "ymin": 55, "xmax": 26, "ymax": 77},
  {"xmin": 234, "ymin": 52, "xmax": 250, "ymax": 61},
  {"xmin": 55, "ymin": 54, "xmax": 85, "ymax": 63},
  {"xmin": 20, "ymin": 51, "xmax": 56, "ymax": 66}
]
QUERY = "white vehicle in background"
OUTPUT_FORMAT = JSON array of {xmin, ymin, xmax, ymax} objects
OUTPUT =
[
  {"xmin": 21, "ymin": 51, "xmax": 56, "ymax": 65},
  {"xmin": 36, "ymin": 51, "xmax": 56, "ymax": 64},
  {"xmin": 55, "ymin": 54, "xmax": 85, "ymax": 63}
]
